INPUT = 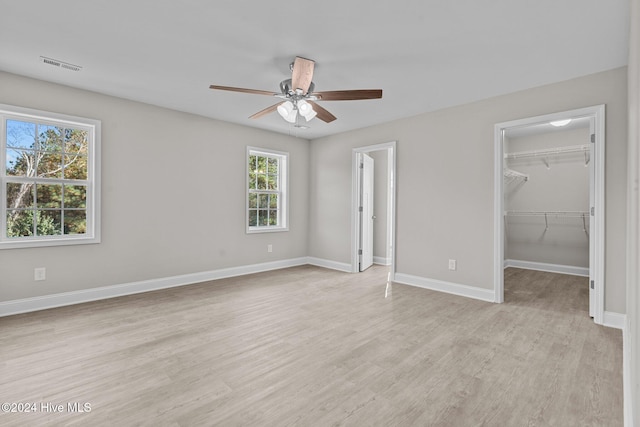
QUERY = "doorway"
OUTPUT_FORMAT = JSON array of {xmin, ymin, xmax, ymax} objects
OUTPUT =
[
  {"xmin": 351, "ymin": 141, "xmax": 397, "ymax": 278},
  {"xmin": 494, "ymin": 105, "xmax": 605, "ymax": 324}
]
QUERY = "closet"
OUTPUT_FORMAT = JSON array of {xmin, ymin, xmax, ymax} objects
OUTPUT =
[{"xmin": 503, "ymin": 122, "xmax": 591, "ymax": 272}]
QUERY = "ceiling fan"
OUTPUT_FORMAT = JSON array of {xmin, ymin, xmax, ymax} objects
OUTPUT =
[{"xmin": 209, "ymin": 57, "xmax": 382, "ymax": 125}]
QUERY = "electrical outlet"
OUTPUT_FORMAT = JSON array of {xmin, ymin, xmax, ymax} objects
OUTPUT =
[
  {"xmin": 448, "ymin": 259, "xmax": 457, "ymax": 271},
  {"xmin": 34, "ymin": 267, "xmax": 46, "ymax": 281},
  {"xmin": 267, "ymin": 244, "xmax": 273, "ymax": 253}
]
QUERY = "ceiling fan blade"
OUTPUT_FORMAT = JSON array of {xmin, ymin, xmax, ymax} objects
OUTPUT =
[
  {"xmin": 312, "ymin": 89, "xmax": 383, "ymax": 101},
  {"xmin": 291, "ymin": 57, "xmax": 315, "ymax": 94},
  {"xmin": 249, "ymin": 102, "xmax": 282, "ymax": 119},
  {"xmin": 209, "ymin": 85, "xmax": 277, "ymax": 96},
  {"xmin": 308, "ymin": 101, "xmax": 337, "ymax": 123}
]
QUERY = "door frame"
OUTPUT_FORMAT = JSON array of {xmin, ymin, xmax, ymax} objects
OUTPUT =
[
  {"xmin": 493, "ymin": 105, "xmax": 605, "ymax": 324},
  {"xmin": 351, "ymin": 141, "xmax": 397, "ymax": 278}
]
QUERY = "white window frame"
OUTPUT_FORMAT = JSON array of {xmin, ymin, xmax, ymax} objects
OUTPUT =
[
  {"xmin": 0, "ymin": 104, "xmax": 101, "ymax": 249},
  {"xmin": 246, "ymin": 146, "xmax": 288, "ymax": 233}
]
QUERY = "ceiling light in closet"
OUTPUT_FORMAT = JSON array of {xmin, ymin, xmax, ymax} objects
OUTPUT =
[{"xmin": 549, "ymin": 119, "xmax": 572, "ymax": 127}]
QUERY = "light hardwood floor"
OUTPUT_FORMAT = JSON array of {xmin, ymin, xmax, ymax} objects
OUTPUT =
[{"xmin": 0, "ymin": 266, "xmax": 622, "ymax": 426}]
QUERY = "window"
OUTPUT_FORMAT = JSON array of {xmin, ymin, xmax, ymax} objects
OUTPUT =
[
  {"xmin": 247, "ymin": 147, "xmax": 288, "ymax": 233},
  {"xmin": 1, "ymin": 104, "xmax": 100, "ymax": 249}
]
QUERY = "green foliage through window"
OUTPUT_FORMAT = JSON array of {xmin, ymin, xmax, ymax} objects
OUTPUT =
[{"xmin": 4, "ymin": 118, "xmax": 89, "ymax": 239}]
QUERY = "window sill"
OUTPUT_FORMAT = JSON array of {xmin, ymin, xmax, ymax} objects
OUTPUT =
[
  {"xmin": 246, "ymin": 226, "xmax": 289, "ymax": 234},
  {"xmin": 0, "ymin": 235, "xmax": 100, "ymax": 250}
]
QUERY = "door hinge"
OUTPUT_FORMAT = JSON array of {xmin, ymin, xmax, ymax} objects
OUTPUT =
[
  {"xmin": 360, "ymin": 162, "xmax": 364, "ymax": 169},
  {"xmin": 359, "ymin": 206, "xmax": 363, "ymax": 212},
  {"xmin": 358, "ymin": 249, "xmax": 363, "ymax": 255},
  {"xmin": 590, "ymin": 280, "xmax": 595, "ymax": 289},
  {"xmin": 590, "ymin": 207, "xmax": 594, "ymax": 216},
  {"xmin": 591, "ymin": 134, "xmax": 595, "ymax": 143}
]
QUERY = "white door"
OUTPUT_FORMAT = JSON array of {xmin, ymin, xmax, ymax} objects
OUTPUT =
[
  {"xmin": 588, "ymin": 119, "xmax": 595, "ymax": 318},
  {"xmin": 359, "ymin": 153, "xmax": 374, "ymax": 271}
]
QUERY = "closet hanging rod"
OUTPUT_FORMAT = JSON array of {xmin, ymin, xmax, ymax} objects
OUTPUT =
[
  {"xmin": 504, "ymin": 144, "xmax": 589, "ymax": 160},
  {"xmin": 504, "ymin": 210, "xmax": 589, "ymax": 217}
]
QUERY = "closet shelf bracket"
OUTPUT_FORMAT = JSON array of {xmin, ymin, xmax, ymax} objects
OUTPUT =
[{"xmin": 504, "ymin": 168, "xmax": 529, "ymax": 184}]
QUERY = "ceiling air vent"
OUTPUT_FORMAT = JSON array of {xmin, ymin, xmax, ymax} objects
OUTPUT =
[{"xmin": 40, "ymin": 56, "xmax": 82, "ymax": 72}]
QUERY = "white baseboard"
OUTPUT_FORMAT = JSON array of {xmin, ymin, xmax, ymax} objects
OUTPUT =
[
  {"xmin": 373, "ymin": 256, "xmax": 392, "ymax": 266},
  {"xmin": 306, "ymin": 257, "xmax": 353, "ymax": 273},
  {"xmin": 602, "ymin": 311, "xmax": 626, "ymax": 330},
  {"xmin": 504, "ymin": 259, "xmax": 589, "ymax": 277},
  {"xmin": 394, "ymin": 272, "xmax": 495, "ymax": 303},
  {"xmin": 0, "ymin": 257, "xmax": 309, "ymax": 317}
]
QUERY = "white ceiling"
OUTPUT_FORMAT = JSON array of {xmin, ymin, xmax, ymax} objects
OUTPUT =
[{"xmin": 0, "ymin": 1, "xmax": 629, "ymax": 140}]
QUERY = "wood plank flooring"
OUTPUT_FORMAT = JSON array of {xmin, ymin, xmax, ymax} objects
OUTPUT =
[{"xmin": 0, "ymin": 266, "xmax": 622, "ymax": 426}]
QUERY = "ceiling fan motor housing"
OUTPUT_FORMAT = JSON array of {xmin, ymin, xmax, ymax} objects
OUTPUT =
[{"xmin": 279, "ymin": 79, "xmax": 315, "ymax": 99}]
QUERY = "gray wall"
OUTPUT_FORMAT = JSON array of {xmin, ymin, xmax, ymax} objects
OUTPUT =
[
  {"xmin": 1, "ymin": 67, "xmax": 628, "ymax": 315},
  {"xmin": 505, "ymin": 127, "xmax": 590, "ymax": 267},
  {"xmin": 309, "ymin": 67, "xmax": 628, "ymax": 314},
  {"xmin": 0, "ymin": 71, "xmax": 310, "ymax": 301}
]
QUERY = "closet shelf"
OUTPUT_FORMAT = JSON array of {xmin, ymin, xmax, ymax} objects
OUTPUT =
[
  {"xmin": 504, "ymin": 210, "xmax": 589, "ymax": 217},
  {"xmin": 504, "ymin": 144, "xmax": 589, "ymax": 160},
  {"xmin": 504, "ymin": 210, "xmax": 589, "ymax": 234}
]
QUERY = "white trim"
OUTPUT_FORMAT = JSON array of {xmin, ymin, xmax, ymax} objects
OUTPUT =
[
  {"xmin": 352, "ymin": 141, "xmax": 397, "ymax": 279},
  {"xmin": 385, "ymin": 151, "xmax": 394, "ymax": 265},
  {"xmin": 494, "ymin": 123, "xmax": 505, "ymax": 303},
  {"xmin": 394, "ymin": 273, "xmax": 495, "ymax": 303},
  {"xmin": 494, "ymin": 105, "xmax": 605, "ymax": 324},
  {"xmin": 307, "ymin": 257, "xmax": 352, "ymax": 273},
  {"xmin": 504, "ymin": 259, "xmax": 589, "ymax": 277},
  {"xmin": 592, "ymin": 107, "xmax": 606, "ymax": 324},
  {"xmin": 0, "ymin": 257, "xmax": 308, "ymax": 317},
  {"xmin": 373, "ymin": 256, "xmax": 392, "ymax": 266},
  {"xmin": 625, "ymin": 3, "xmax": 639, "ymax": 424},
  {"xmin": 624, "ymin": 316, "xmax": 632, "ymax": 427},
  {"xmin": 602, "ymin": 311, "xmax": 626, "ymax": 330}
]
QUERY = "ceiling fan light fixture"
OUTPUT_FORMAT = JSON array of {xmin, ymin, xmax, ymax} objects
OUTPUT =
[
  {"xmin": 284, "ymin": 109, "xmax": 297, "ymax": 123},
  {"xmin": 297, "ymin": 99, "xmax": 316, "ymax": 121},
  {"xmin": 297, "ymin": 99, "xmax": 312, "ymax": 114},
  {"xmin": 301, "ymin": 108, "xmax": 317, "ymax": 122},
  {"xmin": 278, "ymin": 101, "xmax": 298, "ymax": 123},
  {"xmin": 277, "ymin": 101, "xmax": 294, "ymax": 118}
]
